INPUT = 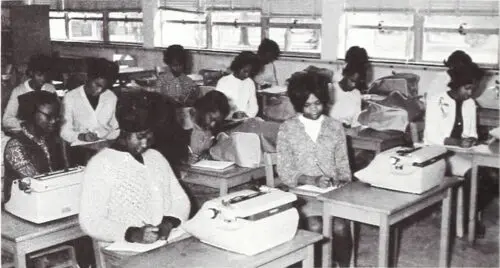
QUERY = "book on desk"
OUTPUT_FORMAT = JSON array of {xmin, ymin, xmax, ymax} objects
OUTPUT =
[{"xmin": 190, "ymin": 160, "xmax": 236, "ymax": 173}]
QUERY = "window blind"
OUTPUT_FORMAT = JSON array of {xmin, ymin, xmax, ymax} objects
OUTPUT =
[
  {"xmin": 263, "ymin": 0, "xmax": 322, "ymax": 16},
  {"xmin": 159, "ymin": 0, "xmax": 202, "ymax": 12},
  {"xmin": 64, "ymin": 0, "xmax": 141, "ymax": 10},
  {"xmin": 31, "ymin": 0, "xmax": 61, "ymax": 9},
  {"xmin": 206, "ymin": 0, "xmax": 262, "ymax": 9}
]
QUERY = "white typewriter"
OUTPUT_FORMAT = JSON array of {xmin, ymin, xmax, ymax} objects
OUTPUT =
[
  {"xmin": 354, "ymin": 146, "xmax": 450, "ymax": 194},
  {"xmin": 183, "ymin": 187, "xmax": 299, "ymax": 256},
  {"xmin": 5, "ymin": 166, "xmax": 84, "ymax": 224}
]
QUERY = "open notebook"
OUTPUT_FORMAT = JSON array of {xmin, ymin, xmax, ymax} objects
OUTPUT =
[{"xmin": 105, "ymin": 227, "xmax": 189, "ymax": 253}]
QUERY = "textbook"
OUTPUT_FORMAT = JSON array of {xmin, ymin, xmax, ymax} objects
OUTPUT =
[
  {"xmin": 105, "ymin": 227, "xmax": 190, "ymax": 253},
  {"xmin": 191, "ymin": 160, "xmax": 235, "ymax": 172}
]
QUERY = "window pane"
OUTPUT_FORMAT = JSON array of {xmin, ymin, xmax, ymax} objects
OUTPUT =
[
  {"xmin": 68, "ymin": 20, "xmax": 103, "ymax": 41},
  {"xmin": 212, "ymin": 26, "xmax": 260, "ymax": 50},
  {"xmin": 212, "ymin": 11, "xmax": 260, "ymax": 23},
  {"xmin": 109, "ymin": 12, "xmax": 142, "ymax": 20},
  {"xmin": 49, "ymin": 18, "xmax": 66, "ymax": 40},
  {"xmin": 68, "ymin": 12, "xmax": 102, "ymax": 19},
  {"xmin": 269, "ymin": 17, "xmax": 321, "ymax": 25},
  {"xmin": 161, "ymin": 22, "xmax": 206, "ymax": 48},
  {"xmin": 344, "ymin": 28, "xmax": 414, "ymax": 60},
  {"xmin": 109, "ymin": 21, "xmax": 143, "ymax": 43},
  {"xmin": 345, "ymin": 12, "xmax": 413, "ymax": 27},
  {"xmin": 425, "ymin": 15, "xmax": 499, "ymax": 29},
  {"xmin": 269, "ymin": 28, "xmax": 320, "ymax": 53},
  {"xmin": 162, "ymin": 10, "xmax": 206, "ymax": 22},
  {"xmin": 423, "ymin": 32, "xmax": 498, "ymax": 64}
]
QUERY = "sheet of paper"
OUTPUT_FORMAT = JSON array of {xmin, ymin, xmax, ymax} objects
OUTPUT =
[
  {"xmin": 71, "ymin": 139, "xmax": 106, "ymax": 147},
  {"xmin": 259, "ymin": 86, "xmax": 287, "ymax": 94},
  {"xmin": 105, "ymin": 227, "xmax": 188, "ymax": 253},
  {"xmin": 291, "ymin": 184, "xmax": 340, "ymax": 197},
  {"xmin": 191, "ymin": 160, "xmax": 235, "ymax": 170}
]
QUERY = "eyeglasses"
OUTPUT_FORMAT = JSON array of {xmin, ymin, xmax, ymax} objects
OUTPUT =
[{"xmin": 36, "ymin": 109, "xmax": 60, "ymax": 122}]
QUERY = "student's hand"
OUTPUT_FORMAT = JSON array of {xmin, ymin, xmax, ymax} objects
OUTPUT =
[
  {"xmin": 78, "ymin": 132, "xmax": 99, "ymax": 142},
  {"xmin": 444, "ymin": 137, "xmax": 460, "ymax": 146},
  {"xmin": 232, "ymin": 111, "xmax": 248, "ymax": 120},
  {"xmin": 157, "ymin": 222, "xmax": 174, "ymax": 241},
  {"xmin": 315, "ymin": 176, "xmax": 332, "ymax": 188},
  {"xmin": 129, "ymin": 225, "xmax": 160, "ymax": 244},
  {"xmin": 461, "ymin": 137, "xmax": 477, "ymax": 148}
]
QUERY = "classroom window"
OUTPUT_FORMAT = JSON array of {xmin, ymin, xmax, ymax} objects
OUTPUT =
[
  {"xmin": 422, "ymin": 15, "xmax": 499, "ymax": 65},
  {"xmin": 268, "ymin": 17, "xmax": 321, "ymax": 53},
  {"xmin": 67, "ymin": 12, "xmax": 103, "ymax": 41},
  {"xmin": 211, "ymin": 11, "xmax": 261, "ymax": 50},
  {"xmin": 339, "ymin": 12, "xmax": 414, "ymax": 60},
  {"xmin": 160, "ymin": 9, "xmax": 207, "ymax": 48},
  {"xmin": 108, "ymin": 12, "xmax": 143, "ymax": 43},
  {"xmin": 49, "ymin": 11, "xmax": 67, "ymax": 40}
]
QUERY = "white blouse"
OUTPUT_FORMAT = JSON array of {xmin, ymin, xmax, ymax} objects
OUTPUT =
[{"xmin": 298, "ymin": 114, "xmax": 325, "ymax": 143}]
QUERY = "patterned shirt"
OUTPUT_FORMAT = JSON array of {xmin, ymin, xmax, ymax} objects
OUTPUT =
[
  {"xmin": 155, "ymin": 67, "xmax": 199, "ymax": 107},
  {"xmin": 277, "ymin": 115, "xmax": 352, "ymax": 187}
]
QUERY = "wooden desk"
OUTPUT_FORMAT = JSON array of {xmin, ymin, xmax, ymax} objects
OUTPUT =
[
  {"xmin": 345, "ymin": 127, "xmax": 407, "ymax": 154},
  {"xmin": 1, "ymin": 212, "xmax": 85, "ymax": 268},
  {"xmin": 102, "ymin": 229, "xmax": 322, "ymax": 268},
  {"xmin": 318, "ymin": 178, "xmax": 461, "ymax": 268},
  {"xmin": 182, "ymin": 166, "xmax": 266, "ymax": 196}
]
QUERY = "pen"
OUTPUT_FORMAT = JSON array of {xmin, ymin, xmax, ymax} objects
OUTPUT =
[{"xmin": 315, "ymin": 161, "xmax": 334, "ymax": 186}]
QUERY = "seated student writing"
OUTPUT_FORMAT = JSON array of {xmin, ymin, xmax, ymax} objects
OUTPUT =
[
  {"xmin": 329, "ymin": 63, "xmax": 364, "ymax": 128},
  {"xmin": 79, "ymin": 92, "xmax": 191, "ymax": 246},
  {"xmin": 155, "ymin": 45, "xmax": 199, "ymax": 107},
  {"xmin": 216, "ymin": 51, "xmax": 259, "ymax": 119},
  {"xmin": 2, "ymin": 54, "xmax": 56, "ymax": 134},
  {"xmin": 3, "ymin": 91, "xmax": 94, "ymax": 267},
  {"xmin": 276, "ymin": 71, "xmax": 352, "ymax": 267},
  {"xmin": 60, "ymin": 58, "xmax": 120, "ymax": 144}
]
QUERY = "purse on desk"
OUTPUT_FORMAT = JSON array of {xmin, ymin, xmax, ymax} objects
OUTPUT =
[{"xmin": 210, "ymin": 132, "xmax": 262, "ymax": 168}]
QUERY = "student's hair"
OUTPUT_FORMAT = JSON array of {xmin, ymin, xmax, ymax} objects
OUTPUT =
[
  {"xmin": 345, "ymin": 46, "xmax": 369, "ymax": 67},
  {"xmin": 194, "ymin": 90, "xmax": 230, "ymax": 119},
  {"xmin": 447, "ymin": 63, "xmax": 484, "ymax": 91},
  {"xmin": 26, "ymin": 54, "xmax": 53, "ymax": 76},
  {"xmin": 287, "ymin": 71, "xmax": 330, "ymax": 113},
  {"xmin": 342, "ymin": 63, "xmax": 365, "ymax": 77},
  {"xmin": 229, "ymin": 51, "xmax": 260, "ymax": 76},
  {"xmin": 444, "ymin": 50, "xmax": 472, "ymax": 69},
  {"xmin": 17, "ymin": 90, "xmax": 59, "ymax": 123},
  {"xmin": 116, "ymin": 92, "xmax": 156, "ymax": 133},
  {"xmin": 86, "ymin": 58, "xmax": 119, "ymax": 82},
  {"xmin": 163, "ymin": 44, "xmax": 187, "ymax": 66},
  {"xmin": 258, "ymin": 38, "xmax": 281, "ymax": 59}
]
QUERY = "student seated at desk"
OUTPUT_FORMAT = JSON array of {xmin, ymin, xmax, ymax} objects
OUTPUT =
[
  {"xmin": 155, "ymin": 45, "xmax": 199, "ymax": 107},
  {"xmin": 427, "ymin": 50, "xmax": 474, "ymax": 97},
  {"xmin": 276, "ymin": 71, "xmax": 352, "ymax": 267},
  {"xmin": 60, "ymin": 58, "xmax": 120, "ymax": 145},
  {"xmin": 216, "ymin": 51, "xmax": 259, "ymax": 119},
  {"xmin": 2, "ymin": 54, "xmax": 56, "ymax": 134},
  {"xmin": 333, "ymin": 46, "xmax": 370, "ymax": 92},
  {"xmin": 424, "ymin": 63, "xmax": 490, "ymax": 236},
  {"xmin": 79, "ymin": 92, "xmax": 190, "ymax": 245},
  {"xmin": 255, "ymin": 38, "xmax": 281, "ymax": 88}
]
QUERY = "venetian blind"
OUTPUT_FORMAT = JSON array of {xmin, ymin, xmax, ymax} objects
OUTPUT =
[
  {"xmin": 263, "ymin": 0, "xmax": 322, "ymax": 16},
  {"xmin": 158, "ymin": 0, "xmax": 202, "ymax": 12},
  {"xmin": 64, "ymin": 0, "xmax": 141, "ymax": 10},
  {"xmin": 31, "ymin": 0, "xmax": 61, "ymax": 9}
]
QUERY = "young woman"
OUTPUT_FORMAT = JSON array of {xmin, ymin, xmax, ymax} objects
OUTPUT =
[
  {"xmin": 427, "ymin": 50, "xmax": 474, "ymax": 97},
  {"xmin": 277, "ymin": 71, "xmax": 352, "ymax": 267},
  {"xmin": 215, "ymin": 51, "xmax": 260, "ymax": 119},
  {"xmin": 79, "ymin": 92, "xmax": 190, "ymax": 246},
  {"xmin": 329, "ymin": 63, "xmax": 364, "ymax": 127},
  {"xmin": 255, "ymin": 38, "xmax": 281, "ymax": 88},
  {"xmin": 60, "ymin": 58, "xmax": 120, "ymax": 144},
  {"xmin": 2, "ymin": 54, "xmax": 56, "ymax": 133},
  {"xmin": 334, "ymin": 46, "xmax": 370, "ymax": 92},
  {"xmin": 156, "ymin": 44, "xmax": 199, "ymax": 107}
]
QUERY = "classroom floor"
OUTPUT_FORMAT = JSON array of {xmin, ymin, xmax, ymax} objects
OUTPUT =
[{"xmin": 354, "ymin": 197, "xmax": 499, "ymax": 267}]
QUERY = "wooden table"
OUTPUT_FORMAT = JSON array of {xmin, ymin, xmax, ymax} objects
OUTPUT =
[
  {"xmin": 182, "ymin": 166, "xmax": 266, "ymax": 196},
  {"xmin": 102, "ymin": 229, "xmax": 322, "ymax": 268},
  {"xmin": 318, "ymin": 177, "xmax": 461, "ymax": 268},
  {"xmin": 1, "ymin": 212, "xmax": 85, "ymax": 268},
  {"xmin": 345, "ymin": 127, "xmax": 407, "ymax": 154}
]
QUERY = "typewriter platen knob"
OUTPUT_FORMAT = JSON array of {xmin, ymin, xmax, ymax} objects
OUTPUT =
[{"xmin": 204, "ymin": 208, "xmax": 220, "ymax": 219}]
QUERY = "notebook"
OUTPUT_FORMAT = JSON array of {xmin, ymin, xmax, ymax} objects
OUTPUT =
[
  {"xmin": 191, "ymin": 160, "xmax": 235, "ymax": 171},
  {"xmin": 71, "ymin": 139, "xmax": 106, "ymax": 147},
  {"xmin": 105, "ymin": 227, "xmax": 189, "ymax": 253},
  {"xmin": 290, "ymin": 184, "xmax": 341, "ymax": 197}
]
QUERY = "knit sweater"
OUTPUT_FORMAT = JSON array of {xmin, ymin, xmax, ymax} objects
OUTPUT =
[
  {"xmin": 79, "ymin": 148, "xmax": 190, "ymax": 243},
  {"xmin": 277, "ymin": 116, "xmax": 351, "ymax": 187}
]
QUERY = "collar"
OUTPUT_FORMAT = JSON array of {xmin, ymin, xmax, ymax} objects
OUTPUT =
[
  {"xmin": 298, "ymin": 114, "xmax": 325, "ymax": 125},
  {"xmin": 19, "ymin": 123, "xmax": 53, "ymax": 171},
  {"xmin": 111, "ymin": 142, "xmax": 145, "ymax": 164}
]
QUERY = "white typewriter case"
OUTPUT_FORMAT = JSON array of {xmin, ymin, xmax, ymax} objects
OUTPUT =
[
  {"xmin": 354, "ymin": 146, "xmax": 449, "ymax": 194},
  {"xmin": 183, "ymin": 187, "xmax": 299, "ymax": 256},
  {"xmin": 5, "ymin": 166, "xmax": 84, "ymax": 224}
]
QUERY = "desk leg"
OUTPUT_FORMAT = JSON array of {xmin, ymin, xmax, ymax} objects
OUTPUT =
[
  {"xmin": 302, "ymin": 243, "xmax": 315, "ymax": 268},
  {"xmin": 322, "ymin": 212, "xmax": 333, "ymax": 268},
  {"xmin": 378, "ymin": 216, "xmax": 390, "ymax": 268},
  {"xmin": 468, "ymin": 158, "xmax": 479, "ymax": 244},
  {"xmin": 219, "ymin": 181, "xmax": 228, "ymax": 196},
  {"xmin": 13, "ymin": 248, "xmax": 27, "ymax": 268},
  {"xmin": 439, "ymin": 188, "xmax": 452, "ymax": 267}
]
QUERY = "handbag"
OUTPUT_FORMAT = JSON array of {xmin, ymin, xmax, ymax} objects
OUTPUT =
[{"xmin": 210, "ymin": 132, "xmax": 262, "ymax": 168}]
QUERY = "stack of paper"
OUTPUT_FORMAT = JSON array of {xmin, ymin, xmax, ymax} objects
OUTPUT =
[
  {"xmin": 105, "ymin": 227, "xmax": 189, "ymax": 253},
  {"xmin": 191, "ymin": 160, "xmax": 235, "ymax": 171},
  {"xmin": 291, "ymin": 184, "xmax": 340, "ymax": 197}
]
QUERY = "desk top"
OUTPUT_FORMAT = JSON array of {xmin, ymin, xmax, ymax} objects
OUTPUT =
[
  {"xmin": 1, "ymin": 211, "xmax": 79, "ymax": 243},
  {"xmin": 103, "ymin": 229, "xmax": 322, "ymax": 268},
  {"xmin": 317, "ymin": 177, "xmax": 460, "ymax": 215},
  {"xmin": 345, "ymin": 127, "xmax": 406, "ymax": 142},
  {"xmin": 186, "ymin": 165, "xmax": 265, "ymax": 179}
]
